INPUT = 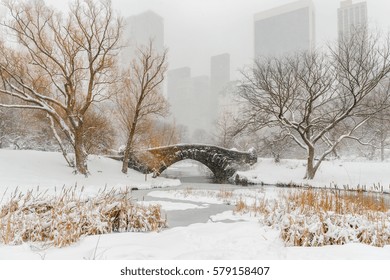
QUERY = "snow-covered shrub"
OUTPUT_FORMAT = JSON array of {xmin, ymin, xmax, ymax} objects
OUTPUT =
[
  {"xmin": 234, "ymin": 188, "xmax": 390, "ymax": 247},
  {"xmin": 0, "ymin": 187, "xmax": 166, "ymax": 247},
  {"xmin": 278, "ymin": 210, "xmax": 390, "ymax": 247}
]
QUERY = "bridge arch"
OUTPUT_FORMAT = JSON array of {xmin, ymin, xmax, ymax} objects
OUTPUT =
[
  {"xmin": 151, "ymin": 150, "xmax": 230, "ymax": 180},
  {"xmin": 160, "ymin": 159, "xmax": 213, "ymax": 179},
  {"xmin": 132, "ymin": 144, "xmax": 257, "ymax": 183}
]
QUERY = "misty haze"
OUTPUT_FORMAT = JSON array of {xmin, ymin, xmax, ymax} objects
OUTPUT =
[{"xmin": 1, "ymin": 0, "xmax": 390, "ymax": 273}]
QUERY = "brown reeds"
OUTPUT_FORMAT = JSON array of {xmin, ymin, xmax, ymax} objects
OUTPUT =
[
  {"xmin": 0, "ymin": 186, "xmax": 166, "ymax": 247},
  {"xmin": 234, "ymin": 188, "xmax": 390, "ymax": 247}
]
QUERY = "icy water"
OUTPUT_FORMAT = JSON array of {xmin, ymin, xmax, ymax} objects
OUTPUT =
[
  {"xmin": 130, "ymin": 162, "xmax": 390, "ymax": 228},
  {"xmin": 130, "ymin": 178, "xmax": 240, "ymax": 228}
]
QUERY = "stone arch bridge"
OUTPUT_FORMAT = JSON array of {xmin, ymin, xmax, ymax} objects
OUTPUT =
[{"xmin": 114, "ymin": 144, "xmax": 257, "ymax": 183}]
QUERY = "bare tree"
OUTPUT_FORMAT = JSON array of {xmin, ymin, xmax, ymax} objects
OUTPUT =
[
  {"xmin": 359, "ymin": 79, "xmax": 390, "ymax": 161},
  {"xmin": 117, "ymin": 41, "xmax": 169, "ymax": 174},
  {"xmin": 83, "ymin": 107, "xmax": 116, "ymax": 155},
  {"xmin": 239, "ymin": 31, "xmax": 390, "ymax": 179},
  {"xmin": 0, "ymin": 0, "xmax": 122, "ymax": 174},
  {"xmin": 213, "ymin": 110, "xmax": 248, "ymax": 149},
  {"xmin": 257, "ymin": 130, "xmax": 298, "ymax": 163},
  {"xmin": 142, "ymin": 119, "xmax": 181, "ymax": 148},
  {"xmin": 373, "ymin": 111, "xmax": 390, "ymax": 161}
]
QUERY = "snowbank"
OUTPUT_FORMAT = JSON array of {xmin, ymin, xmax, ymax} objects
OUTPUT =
[
  {"xmin": 1, "ymin": 220, "xmax": 389, "ymax": 260},
  {"xmin": 0, "ymin": 149, "xmax": 180, "ymax": 196},
  {"xmin": 238, "ymin": 158, "xmax": 390, "ymax": 192}
]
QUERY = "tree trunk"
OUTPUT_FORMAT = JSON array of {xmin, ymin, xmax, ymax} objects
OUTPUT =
[
  {"xmin": 381, "ymin": 139, "xmax": 385, "ymax": 162},
  {"xmin": 48, "ymin": 115, "xmax": 74, "ymax": 168},
  {"xmin": 121, "ymin": 124, "xmax": 137, "ymax": 174},
  {"xmin": 380, "ymin": 128, "xmax": 386, "ymax": 161},
  {"xmin": 122, "ymin": 103, "xmax": 141, "ymax": 174},
  {"xmin": 74, "ymin": 127, "xmax": 88, "ymax": 175},
  {"xmin": 304, "ymin": 147, "xmax": 316, "ymax": 180},
  {"xmin": 121, "ymin": 139, "xmax": 131, "ymax": 174}
]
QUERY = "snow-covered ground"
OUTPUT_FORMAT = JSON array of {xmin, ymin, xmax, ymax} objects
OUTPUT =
[
  {"xmin": 3, "ymin": 220, "xmax": 389, "ymax": 260},
  {"xmin": 238, "ymin": 158, "xmax": 390, "ymax": 192},
  {"xmin": 0, "ymin": 149, "xmax": 180, "ymax": 194},
  {"xmin": 1, "ymin": 149, "xmax": 390, "ymax": 259}
]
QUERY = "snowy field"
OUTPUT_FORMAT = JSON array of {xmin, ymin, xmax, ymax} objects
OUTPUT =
[
  {"xmin": 0, "ymin": 149, "xmax": 180, "ymax": 194},
  {"xmin": 0, "ymin": 149, "xmax": 390, "ymax": 259},
  {"xmin": 238, "ymin": 158, "xmax": 390, "ymax": 192}
]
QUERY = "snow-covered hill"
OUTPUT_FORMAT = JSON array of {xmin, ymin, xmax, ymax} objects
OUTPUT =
[{"xmin": 0, "ymin": 149, "xmax": 180, "ymax": 194}]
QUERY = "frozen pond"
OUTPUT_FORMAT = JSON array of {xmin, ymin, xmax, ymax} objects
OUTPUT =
[
  {"xmin": 129, "ymin": 161, "xmax": 240, "ymax": 227},
  {"xmin": 130, "ymin": 160, "xmax": 390, "ymax": 228},
  {"xmin": 130, "ymin": 180, "xmax": 240, "ymax": 228},
  {"xmin": 131, "ymin": 160, "xmax": 249, "ymax": 227},
  {"xmin": 132, "ymin": 182, "xmax": 390, "ymax": 229}
]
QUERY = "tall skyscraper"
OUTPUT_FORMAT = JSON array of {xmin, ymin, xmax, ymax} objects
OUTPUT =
[
  {"xmin": 210, "ymin": 53, "xmax": 230, "ymax": 96},
  {"xmin": 167, "ymin": 67, "xmax": 192, "ymax": 125},
  {"xmin": 190, "ymin": 75, "xmax": 212, "ymax": 133},
  {"xmin": 168, "ymin": 55, "xmax": 231, "ymax": 139},
  {"xmin": 254, "ymin": 0, "xmax": 315, "ymax": 58},
  {"xmin": 338, "ymin": 0, "xmax": 367, "ymax": 40},
  {"xmin": 121, "ymin": 10, "xmax": 164, "ymax": 66},
  {"xmin": 167, "ymin": 67, "xmax": 214, "ymax": 138},
  {"xmin": 210, "ymin": 53, "xmax": 230, "ymax": 119}
]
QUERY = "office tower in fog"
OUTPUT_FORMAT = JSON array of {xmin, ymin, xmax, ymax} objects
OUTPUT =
[
  {"xmin": 254, "ymin": 0, "xmax": 315, "ymax": 58},
  {"xmin": 210, "ymin": 53, "xmax": 230, "ymax": 96},
  {"xmin": 167, "ymin": 68, "xmax": 213, "ymax": 137},
  {"xmin": 190, "ymin": 75, "xmax": 212, "ymax": 133},
  {"xmin": 168, "ymin": 55, "xmax": 231, "ymax": 139},
  {"xmin": 121, "ymin": 10, "xmax": 164, "ymax": 66},
  {"xmin": 210, "ymin": 53, "xmax": 230, "ymax": 119},
  {"xmin": 167, "ymin": 67, "xmax": 192, "ymax": 125},
  {"xmin": 338, "ymin": 0, "xmax": 367, "ymax": 40}
]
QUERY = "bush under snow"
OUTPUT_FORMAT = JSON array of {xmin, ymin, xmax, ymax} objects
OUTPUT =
[
  {"xmin": 0, "ymin": 187, "xmax": 166, "ymax": 247},
  {"xmin": 274, "ymin": 210, "xmax": 390, "ymax": 247},
  {"xmin": 235, "ymin": 188, "xmax": 390, "ymax": 247}
]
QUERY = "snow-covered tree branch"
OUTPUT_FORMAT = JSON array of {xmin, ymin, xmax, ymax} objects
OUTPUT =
[
  {"xmin": 238, "ymin": 29, "xmax": 390, "ymax": 179},
  {"xmin": 116, "ymin": 41, "xmax": 169, "ymax": 174},
  {"xmin": 0, "ymin": 0, "xmax": 122, "ymax": 174}
]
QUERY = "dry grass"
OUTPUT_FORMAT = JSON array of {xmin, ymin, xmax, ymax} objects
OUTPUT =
[
  {"xmin": 234, "ymin": 188, "xmax": 390, "ymax": 247},
  {"xmin": 182, "ymin": 187, "xmax": 194, "ymax": 197},
  {"xmin": 217, "ymin": 188, "xmax": 233, "ymax": 200},
  {"xmin": 233, "ymin": 196, "xmax": 269, "ymax": 216},
  {"xmin": 179, "ymin": 187, "xmax": 226, "ymax": 202},
  {"xmin": 234, "ymin": 197, "xmax": 247, "ymax": 213},
  {"xmin": 0, "ymin": 186, "xmax": 166, "ymax": 247},
  {"xmin": 283, "ymin": 188, "xmax": 388, "ymax": 215}
]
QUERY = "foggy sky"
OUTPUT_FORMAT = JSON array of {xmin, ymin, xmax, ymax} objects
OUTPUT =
[{"xmin": 9, "ymin": 0, "xmax": 390, "ymax": 79}]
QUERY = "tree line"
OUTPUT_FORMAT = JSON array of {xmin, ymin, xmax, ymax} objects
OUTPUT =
[
  {"xmin": 0, "ymin": 0, "xmax": 175, "ymax": 175},
  {"xmin": 1, "ymin": 0, "xmax": 390, "ymax": 180},
  {"xmin": 220, "ymin": 29, "xmax": 390, "ymax": 179}
]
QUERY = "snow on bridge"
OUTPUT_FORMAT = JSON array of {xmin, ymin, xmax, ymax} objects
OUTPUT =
[{"xmin": 114, "ymin": 144, "xmax": 257, "ymax": 183}]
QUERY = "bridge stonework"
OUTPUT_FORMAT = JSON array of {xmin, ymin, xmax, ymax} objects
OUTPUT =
[{"xmin": 125, "ymin": 144, "xmax": 257, "ymax": 183}]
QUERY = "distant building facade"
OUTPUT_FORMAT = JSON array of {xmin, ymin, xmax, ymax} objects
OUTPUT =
[
  {"xmin": 167, "ymin": 67, "xmax": 193, "ymax": 128},
  {"xmin": 210, "ymin": 53, "xmax": 230, "ymax": 119},
  {"xmin": 190, "ymin": 75, "xmax": 212, "ymax": 133},
  {"xmin": 167, "ymin": 67, "xmax": 214, "ymax": 137},
  {"xmin": 167, "ymin": 53, "xmax": 233, "ymax": 140},
  {"xmin": 121, "ymin": 10, "xmax": 164, "ymax": 66},
  {"xmin": 337, "ymin": 0, "xmax": 367, "ymax": 40},
  {"xmin": 210, "ymin": 53, "xmax": 230, "ymax": 96},
  {"xmin": 254, "ymin": 0, "xmax": 315, "ymax": 58}
]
